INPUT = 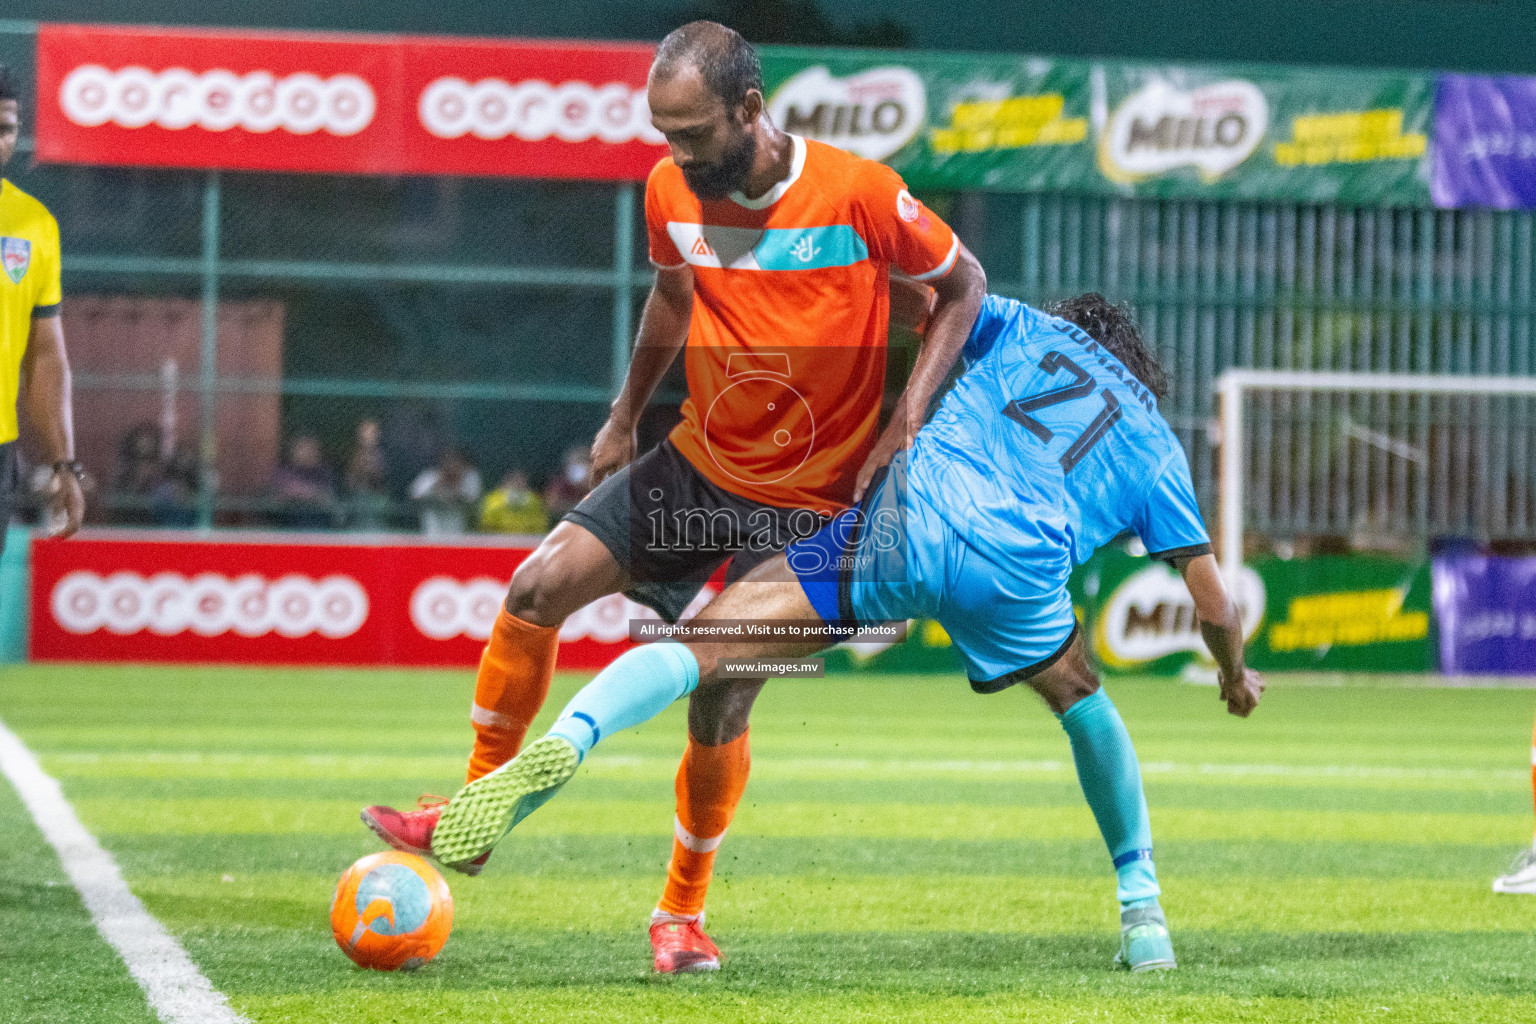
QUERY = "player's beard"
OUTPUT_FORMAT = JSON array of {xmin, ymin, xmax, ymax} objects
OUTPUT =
[{"xmin": 681, "ymin": 129, "xmax": 757, "ymax": 202}]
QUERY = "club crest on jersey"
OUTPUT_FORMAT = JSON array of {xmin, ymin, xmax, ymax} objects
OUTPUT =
[
  {"xmin": 1, "ymin": 238, "xmax": 30, "ymax": 284},
  {"xmin": 896, "ymin": 189, "xmax": 921, "ymax": 223}
]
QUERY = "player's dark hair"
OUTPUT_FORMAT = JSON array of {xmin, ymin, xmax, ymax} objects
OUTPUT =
[
  {"xmin": 1048, "ymin": 293, "xmax": 1169, "ymax": 401},
  {"xmin": 653, "ymin": 21, "xmax": 762, "ymax": 112},
  {"xmin": 0, "ymin": 65, "xmax": 18, "ymax": 103}
]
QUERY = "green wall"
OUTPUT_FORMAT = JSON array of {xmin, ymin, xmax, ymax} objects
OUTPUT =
[{"xmin": 3, "ymin": 1, "xmax": 1535, "ymax": 76}]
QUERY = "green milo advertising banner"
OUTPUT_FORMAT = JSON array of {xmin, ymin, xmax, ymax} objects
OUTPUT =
[
  {"xmin": 758, "ymin": 47, "xmax": 1433, "ymax": 205},
  {"xmin": 827, "ymin": 550, "xmax": 1432, "ymax": 677},
  {"xmin": 1075, "ymin": 549, "xmax": 1432, "ymax": 675}
]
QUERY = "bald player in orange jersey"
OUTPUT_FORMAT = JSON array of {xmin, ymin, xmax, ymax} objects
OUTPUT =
[{"xmin": 361, "ymin": 21, "xmax": 987, "ymax": 972}]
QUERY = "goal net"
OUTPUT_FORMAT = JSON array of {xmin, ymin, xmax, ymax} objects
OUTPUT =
[{"xmin": 1216, "ymin": 370, "xmax": 1536, "ymax": 575}]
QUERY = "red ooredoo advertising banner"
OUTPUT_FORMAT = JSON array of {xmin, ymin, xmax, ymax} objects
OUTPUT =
[
  {"xmin": 31, "ymin": 533, "xmax": 707, "ymax": 668},
  {"xmin": 34, "ymin": 24, "xmax": 667, "ymax": 180}
]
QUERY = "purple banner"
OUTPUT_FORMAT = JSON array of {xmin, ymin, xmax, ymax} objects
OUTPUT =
[
  {"xmin": 1432, "ymin": 75, "xmax": 1536, "ymax": 210},
  {"xmin": 1432, "ymin": 553, "xmax": 1536, "ymax": 673}
]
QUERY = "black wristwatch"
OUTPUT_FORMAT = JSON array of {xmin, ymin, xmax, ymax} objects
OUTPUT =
[{"xmin": 52, "ymin": 459, "xmax": 85, "ymax": 482}]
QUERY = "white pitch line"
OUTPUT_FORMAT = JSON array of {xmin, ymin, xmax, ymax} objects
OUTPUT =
[{"xmin": 0, "ymin": 717, "xmax": 249, "ymax": 1024}]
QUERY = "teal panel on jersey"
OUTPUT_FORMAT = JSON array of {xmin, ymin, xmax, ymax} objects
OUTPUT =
[{"xmin": 752, "ymin": 225, "xmax": 870, "ymax": 270}]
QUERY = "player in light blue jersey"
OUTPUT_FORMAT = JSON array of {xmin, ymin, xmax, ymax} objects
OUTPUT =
[
  {"xmin": 430, "ymin": 292, "xmax": 1267, "ymax": 973},
  {"xmin": 834, "ymin": 291, "xmax": 1221, "ymax": 689}
]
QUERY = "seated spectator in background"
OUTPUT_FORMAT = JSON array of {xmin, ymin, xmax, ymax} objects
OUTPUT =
[
  {"xmin": 343, "ymin": 418, "xmax": 393, "ymax": 530},
  {"xmin": 109, "ymin": 422, "xmax": 165, "ymax": 525},
  {"xmin": 114, "ymin": 422, "xmax": 164, "ymax": 496},
  {"xmin": 149, "ymin": 443, "xmax": 202, "ymax": 528},
  {"xmin": 478, "ymin": 469, "xmax": 548, "ymax": 535},
  {"xmin": 267, "ymin": 434, "xmax": 338, "ymax": 530},
  {"xmin": 542, "ymin": 445, "xmax": 592, "ymax": 522},
  {"xmin": 410, "ymin": 447, "xmax": 481, "ymax": 536}
]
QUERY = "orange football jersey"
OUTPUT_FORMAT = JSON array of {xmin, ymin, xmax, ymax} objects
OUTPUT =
[{"xmin": 646, "ymin": 135, "xmax": 958, "ymax": 513}]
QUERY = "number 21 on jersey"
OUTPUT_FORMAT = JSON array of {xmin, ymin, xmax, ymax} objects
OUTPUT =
[{"xmin": 1002, "ymin": 350, "xmax": 1124, "ymax": 474}]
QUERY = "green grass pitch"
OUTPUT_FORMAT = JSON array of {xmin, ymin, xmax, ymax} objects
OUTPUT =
[{"xmin": 2, "ymin": 663, "xmax": 1534, "ymax": 1023}]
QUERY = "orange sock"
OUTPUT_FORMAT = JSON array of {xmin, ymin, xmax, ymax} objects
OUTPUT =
[
  {"xmin": 657, "ymin": 730, "xmax": 751, "ymax": 918},
  {"xmin": 465, "ymin": 609, "xmax": 560, "ymax": 783}
]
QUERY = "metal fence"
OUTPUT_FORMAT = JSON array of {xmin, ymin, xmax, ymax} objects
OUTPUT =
[
  {"xmin": 984, "ymin": 195, "xmax": 1536, "ymax": 541},
  {"xmin": 3, "ymin": 22, "xmax": 658, "ymax": 529},
  {"xmin": 5, "ymin": 22, "xmax": 1536, "ymax": 540}
]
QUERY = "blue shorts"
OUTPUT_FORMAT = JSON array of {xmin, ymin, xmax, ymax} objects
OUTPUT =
[{"xmin": 786, "ymin": 455, "xmax": 1078, "ymax": 692}]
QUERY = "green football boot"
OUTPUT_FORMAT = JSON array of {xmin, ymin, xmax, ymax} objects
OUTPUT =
[
  {"xmin": 1113, "ymin": 901, "xmax": 1177, "ymax": 973},
  {"xmin": 431, "ymin": 735, "xmax": 581, "ymax": 869}
]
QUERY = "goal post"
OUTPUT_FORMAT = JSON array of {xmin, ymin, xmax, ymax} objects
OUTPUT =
[{"xmin": 1216, "ymin": 369, "xmax": 1536, "ymax": 581}]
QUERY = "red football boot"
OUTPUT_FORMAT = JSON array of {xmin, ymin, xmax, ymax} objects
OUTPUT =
[
  {"xmin": 649, "ymin": 914, "xmax": 721, "ymax": 973},
  {"xmin": 360, "ymin": 796, "xmax": 490, "ymax": 876}
]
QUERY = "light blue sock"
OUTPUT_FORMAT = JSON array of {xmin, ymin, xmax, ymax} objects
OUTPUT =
[
  {"xmin": 545, "ymin": 643, "xmax": 700, "ymax": 760},
  {"xmin": 1058, "ymin": 688, "xmax": 1161, "ymax": 906}
]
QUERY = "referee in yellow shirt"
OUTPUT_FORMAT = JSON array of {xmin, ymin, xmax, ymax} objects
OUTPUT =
[{"xmin": 0, "ymin": 67, "xmax": 83, "ymax": 544}]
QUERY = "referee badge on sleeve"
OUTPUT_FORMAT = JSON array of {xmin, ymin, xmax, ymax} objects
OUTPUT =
[{"xmin": 1, "ymin": 238, "xmax": 30, "ymax": 284}]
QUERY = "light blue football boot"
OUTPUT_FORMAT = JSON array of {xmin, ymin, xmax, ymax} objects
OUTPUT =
[{"xmin": 1113, "ymin": 900, "xmax": 1176, "ymax": 973}]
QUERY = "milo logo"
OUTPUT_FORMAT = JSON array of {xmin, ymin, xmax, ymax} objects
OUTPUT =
[
  {"xmin": 1099, "ymin": 79, "xmax": 1268, "ymax": 183},
  {"xmin": 768, "ymin": 66, "xmax": 926, "ymax": 162},
  {"xmin": 1095, "ymin": 562, "xmax": 1265, "ymax": 667}
]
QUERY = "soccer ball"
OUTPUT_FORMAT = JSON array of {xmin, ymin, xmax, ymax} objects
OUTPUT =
[{"xmin": 330, "ymin": 851, "xmax": 453, "ymax": 971}]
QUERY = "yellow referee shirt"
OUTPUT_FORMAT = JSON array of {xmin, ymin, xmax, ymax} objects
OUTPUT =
[{"xmin": 0, "ymin": 178, "xmax": 62, "ymax": 445}]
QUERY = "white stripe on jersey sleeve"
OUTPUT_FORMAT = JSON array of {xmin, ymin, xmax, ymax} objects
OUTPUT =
[{"xmin": 910, "ymin": 234, "xmax": 960, "ymax": 282}]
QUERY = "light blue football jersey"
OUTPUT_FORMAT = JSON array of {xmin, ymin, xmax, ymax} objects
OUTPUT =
[{"xmin": 907, "ymin": 294, "xmax": 1210, "ymax": 578}]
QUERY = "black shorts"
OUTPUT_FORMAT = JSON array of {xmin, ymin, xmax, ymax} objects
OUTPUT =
[
  {"xmin": 564, "ymin": 439, "xmax": 829, "ymax": 622},
  {"xmin": 0, "ymin": 442, "xmax": 16, "ymax": 556}
]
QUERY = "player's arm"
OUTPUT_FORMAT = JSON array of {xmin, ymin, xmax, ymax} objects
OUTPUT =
[
  {"xmin": 888, "ymin": 273, "xmax": 935, "ymax": 334},
  {"xmin": 853, "ymin": 243, "xmax": 985, "ymax": 501},
  {"xmin": 1174, "ymin": 553, "xmax": 1264, "ymax": 718},
  {"xmin": 588, "ymin": 265, "xmax": 693, "ymax": 485},
  {"xmin": 20, "ymin": 314, "xmax": 84, "ymax": 537}
]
